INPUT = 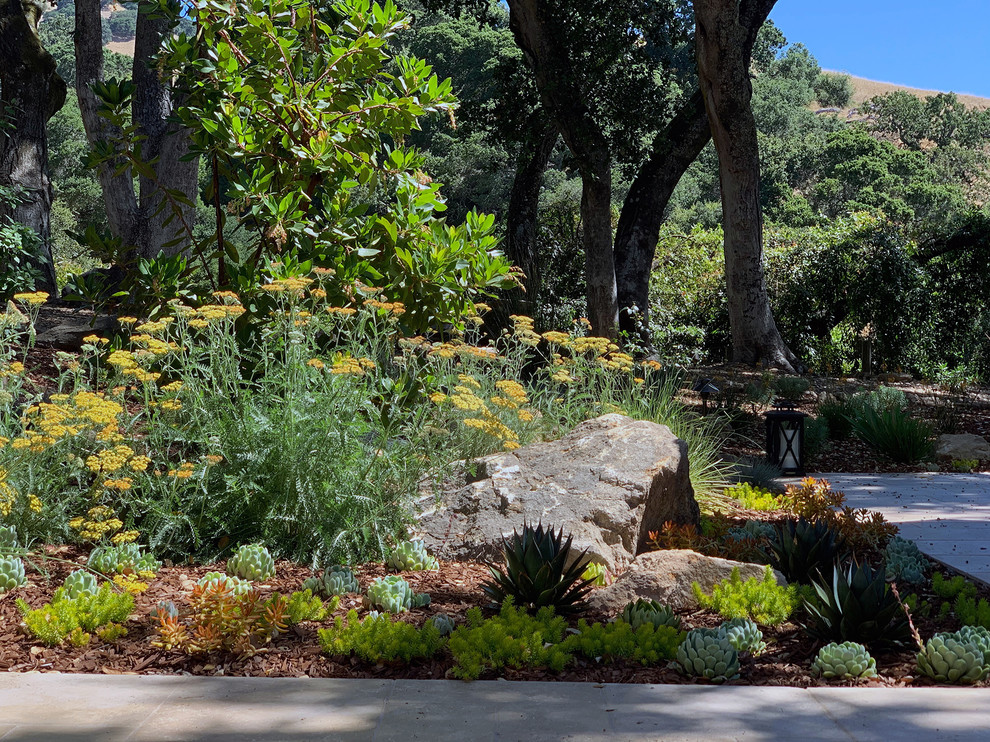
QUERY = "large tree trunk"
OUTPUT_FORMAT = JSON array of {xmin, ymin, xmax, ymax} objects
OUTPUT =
[
  {"xmin": 507, "ymin": 0, "xmax": 617, "ymax": 336},
  {"xmin": 504, "ymin": 122, "xmax": 557, "ymax": 317},
  {"xmin": 613, "ymin": 0, "xmax": 779, "ymax": 347},
  {"xmin": 0, "ymin": 0, "xmax": 67, "ymax": 293},
  {"xmin": 75, "ymin": 0, "xmax": 198, "ymax": 265},
  {"xmin": 694, "ymin": 0, "xmax": 798, "ymax": 371}
]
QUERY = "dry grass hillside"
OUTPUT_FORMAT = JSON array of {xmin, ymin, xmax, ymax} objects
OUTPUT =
[{"xmin": 826, "ymin": 72, "xmax": 990, "ymax": 111}]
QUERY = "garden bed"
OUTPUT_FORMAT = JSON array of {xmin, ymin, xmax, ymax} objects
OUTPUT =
[{"xmin": 1, "ymin": 542, "xmax": 985, "ymax": 687}]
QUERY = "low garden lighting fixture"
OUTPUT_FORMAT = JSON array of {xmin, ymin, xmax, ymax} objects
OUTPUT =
[{"xmin": 765, "ymin": 400, "xmax": 807, "ymax": 475}]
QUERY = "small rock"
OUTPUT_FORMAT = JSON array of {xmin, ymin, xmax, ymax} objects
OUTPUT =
[{"xmin": 585, "ymin": 549, "xmax": 786, "ymax": 614}]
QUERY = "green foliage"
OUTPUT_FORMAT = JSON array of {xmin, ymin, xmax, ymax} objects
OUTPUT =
[
  {"xmin": 17, "ymin": 584, "xmax": 134, "ymax": 646},
  {"xmin": 951, "ymin": 459, "xmax": 979, "ymax": 473},
  {"xmin": 725, "ymin": 482, "xmax": 782, "ymax": 511},
  {"xmin": 285, "ymin": 590, "xmax": 335, "ymax": 624},
  {"xmin": 0, "ymin": 189, "xmax": 44, "ymax": 300},
  {"xmin": 562, "ymin": 619, "xmax": 683, "ymax": 665},
  {"xmin": 917, "ymin": 631, "xmax": 989, "ymax": 684},
  {"xmin": 802, "ymin": 560, "xmax": 911, "ymax": 648},
  {"xmin": 763, "ymin": 518, "xmax": 847, "ymax": 585},
  {"xmin": 155, "ymin": 0, "xmax": 516, "ymax": 329},
  {"xmin": 885, "ymin": 536, "xmax": 930, "ymax": 585},
  {"xmin": 620, "ymin": 599, "xmax": 681, "ymax": 631},
  {"xmin": 448, "ymin": 600, "xmax": 570, "ymax": 680},
  {"xmin": 676, "ymin": 628, "xmax": 740, "ymax": 683},
  {"xmin": 318, "ymin": 609, "xmax": 446, "ymax": 663},
  {"xmin": 581, "ymin": 561, "xmax": 609, "ymax": 587},
  {"xmin": 226, "ymin": 543, "xmax": 276, "ymax": 582},
  {"xmin": 812, "ymin": 641, "xmax": 877, "ymax": 679},
  {"xmin": 816, "ymin": 395, "xmax": 857, "ymax": 439},
  {"xmin": 63, "ymin": 569, "xmax": 99, "ymax": 600},
  {"xmin": 772, "ymin": 376, "xmax": 810, "ymax": 402},
  {"xmin": 96, "ymin": 622, "xmax": 128, "ymax": 643},
  {"xmin": 953, "ymin": 594, "xmax": 990, "ymax": 630},
  {"xmin": 932, "ymin": 572, "xmax": 977, "ymax": 601},
  {"xmin": 0, "ymin": 555, "xmax": 27, "ymax": 594},
  {"xmin": 692, "ymin": 566, "xmax": 798, "ymax": 627},
  {"xmin": 814, "ymin": 73, "xmax": 853, "ymax": 108},
  {"xmin": 364, "ymin": 575, "xmax": 429, "ymax": 613},
  {"xmin": 427, "ymin": 613, "xmax": 456, "ymax": 637},
  {"xmin": 851, "ymin": 406, "xmax": 935, "ymax": 463},
  {"xmin": 482, "ymin": 523, "xmax": 593, "ymax": 615},
  {"xmin": 388, "ymin": 539, "xmax": 439, "ymax": 571},
  {"xmin": 0, "ymin": 525, "xmax": 18, "ymax": 556}
]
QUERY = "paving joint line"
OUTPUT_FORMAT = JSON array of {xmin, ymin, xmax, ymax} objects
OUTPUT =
[
  {"xmin": 806, "ymin": 689, "xmax": 867, "ymax": 742},
  {"xmin": 122, "ymin": 678, "xmax": 185, "ymax": 742}
]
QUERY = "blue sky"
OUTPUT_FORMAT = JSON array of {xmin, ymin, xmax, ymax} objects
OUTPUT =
[{"xmin": 769, "ymin": 1, "xmax": 990, "ymax": 98}]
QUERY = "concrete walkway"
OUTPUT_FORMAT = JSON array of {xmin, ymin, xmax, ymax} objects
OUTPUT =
[
  {"xmin": 806, "ymin": 473, "xmax": 990, "ymax": 584},
  {"xmin": 1, "ymin": 674, "xmax": 990, "ymax": 741}
]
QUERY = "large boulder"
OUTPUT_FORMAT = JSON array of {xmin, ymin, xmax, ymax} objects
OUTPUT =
[
  {"xmin": 415, "ymin": 414, "xmax": 698, "ymax": 570},
  {"xmin": 936, "ymin": 434, "xmax": 990, "ymax": 461},
  {"xmin": 585, "ymin": 549, "xmax": 786, "ymax": 614}
]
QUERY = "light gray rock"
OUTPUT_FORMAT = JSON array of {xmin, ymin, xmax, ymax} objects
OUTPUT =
[
  {"xmin": 415, "ymin": 414, "xmax": 698, "ymax": 570},
  {"xmin": 936, "ymin": 433, "xmax": 990, "ymax": 461},
  {"xmin": 585, "ymin": 549, "xmax": 785, "ymax": 614}
]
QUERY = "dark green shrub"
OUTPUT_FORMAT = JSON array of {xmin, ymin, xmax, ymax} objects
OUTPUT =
[
  {"xmin": 814, "ymin": 73, "xmax": 853, "ymax": 108},
  {"xmin": 803, "ymin": 417, "xmax": 830, "ymax": 463},
  {"xmin": 851, "ymin": 406, "xmax": 935, "ymax": 463},
  {"xmin": 816, "ymin": 395, "xmax": 857, "ymax": 439},
  {"xmin": 802, "ymin": 559, "xmax": 911, "ymax": 647}
]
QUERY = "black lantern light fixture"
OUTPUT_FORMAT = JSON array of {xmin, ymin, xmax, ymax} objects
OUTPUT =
[
  {"xmin": 765, "ymin": 399, "xmax": 807, "ymax": 476},
  {"xmin": 692, "ymin": 377, "xmax": 719, "ymax": 414}
]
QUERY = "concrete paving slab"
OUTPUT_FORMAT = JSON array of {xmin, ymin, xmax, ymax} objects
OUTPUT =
[
  {"xmin": 129, "ymin": 676, "xmax": 388, "ymax": 741},
  {"xmin": 800, "ymin": 473, "xmax": 990, "ymax": 583},
  {"xmin": 808, "ymin": 687, "xmax": 990, "ymax": 742},
  {"xmin": 374, "ymin": 679, "xmax": 496, "ymax": 742},
  {"xmin": 602, "ymin": 684, "xmax": 849, "ymax": 741},
  {"xmin": 491, "ymin": 681, "xmax": 610, "ymax": 740}
]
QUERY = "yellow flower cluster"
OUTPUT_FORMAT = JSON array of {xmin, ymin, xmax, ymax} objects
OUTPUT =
[
  {"xmin": 451, "ymin": 388, "xmax": 486, "ymax": 412},
  {"xmin": 429, "ymin": 392, "xmax": 448, "ymax": 404},
  {"xmin": 463, "ymin": 407, "xmax": 520, "ymax": 450},
  {"xmin": 0, "ymin": 361, "xmax": 25, "ymax": 378},
  {"xmin": 13, "ymin": 291, "xmax": 49, "ymax": 306},
  {"xmin": 187, "ymin": 302, "xmax": 246, "ymax": 328},
  {"xmin": 69, "ymin": 505, "xmax": 125, "ymax": 542},
  {"xmin": 113, "ymin": 573, "xmax": 150, "ymax": 594},
  {"xmin": 572, "ymin": 336, "xmax": 615, "ymax": 355},
  {"xmin": 541, "ymin": 331, "xmax": 571, "ymax": 346},
  {"xmin": 82, "ymin": 335, "xmax": 110, "ymax": 346},
  {"xmin": 599, "ymin": 351, "xmax": 635, "ymax": 373},
  {"xmin": 509, "ymin": 315, "xmax": 540, "ymax": 347},
  {"xmin": 168, "ymin": 461, "xmax": 196, "ymax": 479},
  {"xmin": 261, "ymin": 277, "xmax": 314, "ymax": 294},
  {"xmin": 331, "ymin": 356, "xmax": 375, "ymax": 376},
  {"xmin": 457, "ymin": 374, "xmax": 481, "ymax": 389},
  {"xmin": 306, "ymin": 358, "xmax": 325, "ymax": 370},
  {"xmin": 326, "ymin": 306, "xmax": 358, "ymax": 316},
  {"xmin": 364, "ymin": 299, "xmax": 405, "ymax": 316},
  {"xmin": 17, "ymin": 391, "xmax": 123, "ymax": 449},
  {"xmin": 86, "ymin": 445, "xmax": 138, "ymax": 474},
  {"xmin": 0, "ymin": 468, "xmax": 16, "ymax": 517}
]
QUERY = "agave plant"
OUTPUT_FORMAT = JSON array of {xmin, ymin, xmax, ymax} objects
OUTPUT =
[
  {"xmin": 801, "ymin": 558, "xmax": 911, "ymax": 648},
  {"xmin": 762, "ymin": 518, "xmax": 847, "ymax": 585},
  {"xmin": 482, "ymin": 522, "xmax": 594, "ymax": 615}
]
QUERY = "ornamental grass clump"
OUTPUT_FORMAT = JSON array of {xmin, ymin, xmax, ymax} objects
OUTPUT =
[{"xmin": 692, "ymin": 566, "xmax": 798, "ymax": 627}]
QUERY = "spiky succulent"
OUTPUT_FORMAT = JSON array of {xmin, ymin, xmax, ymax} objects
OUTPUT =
[
  {"xmin": 303, "ymin": 565, "xmax": 361, "ymax": 597},
  {"xmin": 677, "ymin": 628, "xmax": 740, "ymax": 682},
  {"xmin": 620, "ymin": 599, "xmax": 681, "ymax": 630},
  {"xmin": 363, "ymin": 575, "xmax": 430, "ymax": 613},
  {"xmin": 226, "ymin": 543, "xmax": 275, "ymax": 581},
  {"xmin": 884, "ymin": 536, "xmax": 929, "ymax": 586},
  {"xmin": 197, "ymin": 571, "xmax": 251, "ymax": 596},
  {"xmin": 388, "ymin": 540, "xmax": 439, "ymax": 571},
  {"xmin": 0, "ymin": 556, "xmax": 27, "ymax": 593},
  {"xmin": 0, "ymin": 525, "xmax": 18, "ymax": 556},
  {"xmin": 802, "ymin": 559, "xmax": 911, "ymax": 647},
  {"xmin": 917, "ymin": 631, "xmax": 989, "ymax": 684},
  {"xmin": 482, "ymin": 522, "xmax": 594, "ymax": 615},
  {"xmin": 955, "ymin": 625, "xmax": 990, "ymax": 666},
  {"xmin": 63, "ymin": 569, "xmax": 99, "ymax": 599},
  {"xmin": 812, "ymin": 641, "xmax": 878, "ymax": 679},
  {"xmin": 719, "ymin": 617, "xmax": 766, "ymax": 655},
  {"xmin": 428, "ymin": 613, "xmax": 456, "ymax": 637},
  {"xmin": 763, "ymin": 518, "xmax": 847, "ymax": 585}
]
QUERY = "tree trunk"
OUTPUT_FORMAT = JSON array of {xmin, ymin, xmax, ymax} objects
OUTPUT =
[
  {"xmin": 0, "ymin": 0, "xmax": 67, "ymax": 293},
  {"xmin": 75, "ymin": 0, "xmax": 198, "ymax": 265},
  {"xmin": 504, "ymin": 122, "xmax": 557, "ymax": 317},
  {"xmin": 613, "ymin": 0, "xmax": 779, "ymax": 347},
  {"xmin": 507, "ymin": 0, "xmax": 617, "ymax": 336},
  {"xmin": 694, "ymin": 0, "xmax": 798, "ymax": 371}
]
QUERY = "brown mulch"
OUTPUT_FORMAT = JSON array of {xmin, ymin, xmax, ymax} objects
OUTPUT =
[{"xmin": 0, "ymin": 546, "xmax": 983, "ymax": 687}]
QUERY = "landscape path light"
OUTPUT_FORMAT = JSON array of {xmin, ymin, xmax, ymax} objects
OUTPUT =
[{"xmin": 765, "ymin": 399, "xmax": 807, "ymax": 476}]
